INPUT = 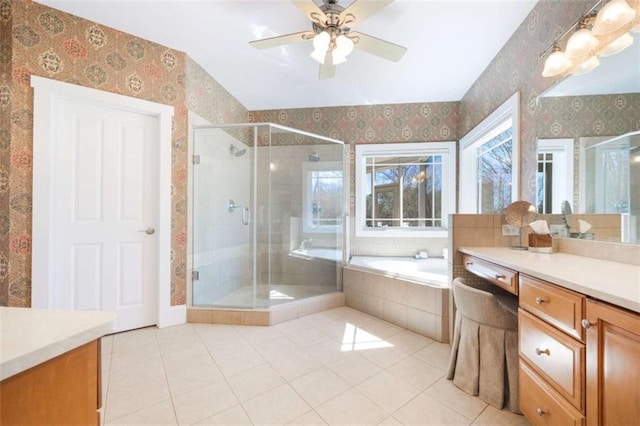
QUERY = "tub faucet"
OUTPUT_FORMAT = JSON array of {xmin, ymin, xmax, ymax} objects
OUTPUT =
[{"xmin": 299, "ymin": 239, "xmax": 313, "ymax": 250}]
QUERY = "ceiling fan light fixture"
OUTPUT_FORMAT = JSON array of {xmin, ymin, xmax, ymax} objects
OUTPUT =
[
  {"xmin": 600, "ymin": 32, "xmax": 634, "ymax": 56},
  {"xmin": 565, "ymin": 26, "xmax": 600, "ymax": 58},
  {"xmin": 332, "ymin": 53, "xmax": 347, "ymax": 65},
  {"xmin": 335, "ymin": 34, "xmax": 354, "ymax": 57},
  {"xmin": 592, "ymin": 0, "xmax": 636, "ymax": 35},
  {"xmin": 310, "ymin": 31, "xmax": 330, "ymax": 63},
  {"xmin": 542, "ymin": 48, "xmax": 573, "ymax": 77}
]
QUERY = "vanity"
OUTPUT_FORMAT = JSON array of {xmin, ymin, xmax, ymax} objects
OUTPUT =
[
  {"xmin": 459, "ymin": 247, "xmax": 640, "ymax": 425},
  {"xmin": 0, "ymin": 308, "xmax": 116, "ymax": 425}
]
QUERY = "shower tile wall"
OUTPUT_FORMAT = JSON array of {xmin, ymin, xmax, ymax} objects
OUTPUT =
[
  {"xmin": 192, "ymin": 129, "xmax": 251, "ymax": 306},
  {"xmin": 256, "ymin": 144, "xmax": 343, "ymax": 288}
]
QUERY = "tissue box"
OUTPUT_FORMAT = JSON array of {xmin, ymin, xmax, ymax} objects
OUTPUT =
[{"xmin": 528, "ymin": 233, "xmax": 557, "ymax": 253}]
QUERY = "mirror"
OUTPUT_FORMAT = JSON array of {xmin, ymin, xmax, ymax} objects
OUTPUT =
[{"xmin": 537, "ymin": 33, "xmax": 640, "ymax": 244}]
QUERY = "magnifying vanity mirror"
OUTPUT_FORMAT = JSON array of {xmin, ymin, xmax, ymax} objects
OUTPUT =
[{"xmin": 536, "ymin": 33, "xmax": 640, "ymax": 244}]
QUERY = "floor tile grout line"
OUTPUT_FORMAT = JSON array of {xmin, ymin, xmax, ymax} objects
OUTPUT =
[
  {"xmin": 100, "ymin": 334, "xmax": 114, "ymax": 426},
  {"xmin": 153, "ymin": 326, "xmax": 182, "ymax": 426},
  {"xmin": 193, "ymin": 321, "xmax": 257, "ymax": 424},
  {"xmin": 103, "ymin": 329, "xmax": 172, "ymax": 424}
]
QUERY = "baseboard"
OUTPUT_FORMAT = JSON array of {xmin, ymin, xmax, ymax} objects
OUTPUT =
[{"xmin": 158, "ymin": 304, "xmax": 187, "ymax": 328}]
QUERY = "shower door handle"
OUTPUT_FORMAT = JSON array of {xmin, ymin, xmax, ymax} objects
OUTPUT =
[{"xmin": 242, "ymin": 208, "xmax": 250, "ymax": 225}]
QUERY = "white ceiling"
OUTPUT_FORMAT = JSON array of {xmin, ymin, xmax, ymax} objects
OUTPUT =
[{"xmin": 39, "ymin": 0, "xmax": 538, "ymax": 110}]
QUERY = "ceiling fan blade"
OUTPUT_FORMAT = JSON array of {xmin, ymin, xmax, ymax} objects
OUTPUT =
[
  {"xmin": 249, "ymin": 31, "xmax": 315, "ymax": 49},
  {"xmin": 291, "ymin": 0, "xmax": 327, "ymax": 24},
  {"xmin": 350, "ymin": 31, "xmax": 407, "ymax": 62},
  {"xmin": 340, "ymin": 0, "xmax": 394, "ymax": 27},
  {"xmin": 319, "ymin": 51, "xmax": 335, "ymax": 80}
]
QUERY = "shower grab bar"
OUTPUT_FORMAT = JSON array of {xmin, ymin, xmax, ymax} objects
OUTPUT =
[{"xmin": 242, "ymin": 207, "xmax": 250, "ymax": 225}]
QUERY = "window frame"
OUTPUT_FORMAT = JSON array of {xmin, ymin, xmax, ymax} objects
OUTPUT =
[
  {"xmin": 459, "ymin": 92, "xmax": 520, "ymax": 213},
  {"xmin": 355, "ymin": 141, "xmax": 457, "ymax": 238},
  {"xmin": 536, "ymin": 138, "xmax": 574, "ymax": 214},
  {"xmin": 302, "ymin": 161, "xmax": 344, "ymax": 233}
]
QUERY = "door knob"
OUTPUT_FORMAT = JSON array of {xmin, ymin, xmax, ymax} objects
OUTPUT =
[{"xmin": 138, "ymin": 227, "xmax": 155, "ymax": 235}]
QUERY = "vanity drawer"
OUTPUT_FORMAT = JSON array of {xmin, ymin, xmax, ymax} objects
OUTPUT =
[
  {"xmin": 520, "ymin": 274, "xmax": 585, "ymax": 341},
  {"xmin": 519, "ymin": 309, "xmax": 585, "ymax": 412},
  {"xmin": 462, "ymin": 254, "xmax": 518, "ymax": 295},
  {"xmin": 520, "ymin": 361, "xmax": 585, "ymax": 426}
]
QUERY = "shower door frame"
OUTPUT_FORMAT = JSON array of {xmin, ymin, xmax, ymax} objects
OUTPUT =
[{"xmin": 191, "ymin": 122, "xmax": 347, "ymax": 309}]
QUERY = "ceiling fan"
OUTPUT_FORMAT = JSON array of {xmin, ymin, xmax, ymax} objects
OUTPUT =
[{"xmin": 249, "ymin": 0, "xmax": 407, "ymax": 79}]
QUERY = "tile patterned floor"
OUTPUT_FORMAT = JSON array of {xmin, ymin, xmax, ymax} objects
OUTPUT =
[{"xmin": 101, "ymin": 307, "xmax": 529, "ymax": 425}]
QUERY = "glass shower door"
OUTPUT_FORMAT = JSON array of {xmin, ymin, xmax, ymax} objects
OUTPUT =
[{"xmin": 192, "ymin": 127, "xmax": 255, "ymax": 308}]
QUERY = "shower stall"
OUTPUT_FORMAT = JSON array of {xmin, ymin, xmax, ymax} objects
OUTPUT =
[{"xmin": 191, "ymin": 123, "xmax": 347, "ymax": 309}]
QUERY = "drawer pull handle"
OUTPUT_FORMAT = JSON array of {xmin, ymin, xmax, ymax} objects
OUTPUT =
[
  {"xmin": 495, "ymin": 274, "xmax": 505, "ymax": 280},
  {"xmin": 535, "ymin": 348, "xmax": 550, "ymax": 356},
  {"xmin": 581, "ymin": 319, "xmax": 594, "ymax": 329},
  {"xmin": 535, "ymin": 297, "xmax": 548, "ymax": 305},
  {"xmin": 536, "ymin": 408, "xmax": 546, "ymax": 416},
  {"xmin": 465, "ymin": 262, "xmax": 473, "ymax": 266}
]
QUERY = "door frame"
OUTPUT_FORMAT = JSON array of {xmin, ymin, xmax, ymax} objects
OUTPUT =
[{"xmin": 31, "ymin": 75, "xmax": 184, "ymax": 328}]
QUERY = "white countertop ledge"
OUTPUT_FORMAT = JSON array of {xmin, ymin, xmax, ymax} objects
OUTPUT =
[
  {"xmin": 459, "ymin": 247, "xmax": 640, "ymax": 314},
  {"xmin": 0, "ymin": 308, "xmax": 116, "ymax": 381}
]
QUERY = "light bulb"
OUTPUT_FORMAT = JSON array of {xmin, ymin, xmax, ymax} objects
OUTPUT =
[
  {"xmin": 310, "ymin": 48, "xmax": 326, "ymax": 64},
  {"xmin": 542, "ymin": 49, "xmax": 573, "ymax": 77},
  {"xmin": 332, "ymin": 52, "xmax": 347, "ymax": 65},
  {"xmin": 572, "ymin": 56, "xmax": 600, "ymax": 75},
  {"xmin": 600, "ymin": 32, "xmax": 634, "ymax": 56},
  {"xmin": 334, "ymin": 35, "xmax": 354, "ymax": 57},
  {"xmin": 310, "ymin": 31, "xmax": 330, "ymax": 64},
  {"xmin": 565, "ymin": 28, "xmax": 600, "ymax": 58},
  {"xmin": 592, "ymin": 0, "xmax": 636, "ymax": 35}
]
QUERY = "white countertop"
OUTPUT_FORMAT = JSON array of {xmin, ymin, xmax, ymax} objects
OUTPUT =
[
  {"xmin": 0, "ymin": 308, "xmax": 116, "ymax": 381},
  {"xmin": 459, "ymin": 247, "xmax": 640, "ymax": 314}
]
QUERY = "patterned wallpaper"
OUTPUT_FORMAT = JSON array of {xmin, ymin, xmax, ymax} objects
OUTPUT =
[
  {"xmin": 537, "ymin": 93, "xmax": 640, "ymax": 138},
  {"xmin": 5, "ymin": 0, "xmax": 193, "ymax": 307},
  {"xmin": 185, "ymin": 57, "xmax": 248, "ymax": 126},
  {"xmin": 250, "ymin": 103, "xmax": 459, "ymax": 145},
  {"xmin": 0, "ymin": 0, "xmax": 11, "ymax": 306}
]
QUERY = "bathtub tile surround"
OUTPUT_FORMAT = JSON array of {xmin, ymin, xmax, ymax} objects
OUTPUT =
[
  {"xmin": 343, "ymin": 263, "xmax": 449, "ymax": 343},
  {"xmin": 100, "ymin": 307, "xmax": 526, "ymax": 425}
]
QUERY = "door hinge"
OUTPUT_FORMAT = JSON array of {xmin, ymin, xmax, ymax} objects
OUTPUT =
[
  {"xmin": 192, "ymin": 155, "xmax": 200, "ymax": 165},
  {"xmin": 192, "ymin": 270, "xmax": 199, "ymax": 281}
]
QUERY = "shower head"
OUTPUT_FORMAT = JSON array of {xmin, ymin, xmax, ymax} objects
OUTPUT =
[
  {"xmin": 229, "ymin": 144, "xmax": 246, "ymax": 157},
  {"xmin": 309, "ymin": 152, "xmax": 320, "ymax": 162}
]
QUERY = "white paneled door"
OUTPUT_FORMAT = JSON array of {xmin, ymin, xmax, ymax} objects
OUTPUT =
[{"xmin": 53, "ymin": 99, "xmax": 158, "ymax": 332}]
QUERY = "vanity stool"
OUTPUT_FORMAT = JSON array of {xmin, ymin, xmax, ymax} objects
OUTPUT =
[{"xmin": 446, "ymin": 277, "xmax": 520, "ymax": 413}]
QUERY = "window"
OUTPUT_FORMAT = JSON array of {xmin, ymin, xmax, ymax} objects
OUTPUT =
[
  {"xmin": 460, "ymin": 92, "xmax": 520, "ymax": 213},
  {"xmin": 355, "ymin": 142, "xmax": 456, "ymax": 237},
  {"xmin": 303, "ymin": 162, "xmax": 343, "ymax": 233}
]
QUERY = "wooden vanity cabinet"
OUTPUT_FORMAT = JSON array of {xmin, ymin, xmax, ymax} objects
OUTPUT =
[
  {"xmin": 0, "ymin": 339, "xmax": 102, "ymax": 425},
  {"xmin": 585, "ymin": 298, "xmax": 640, "ymax": 426},
  {"xmin": 462, "ymin": 254, "xmax": 518, "ymax": 295},
  {"xmin": 459, "ymin": 249, "xmax": 640, "ymax": 425},
  {"xmin": 518, "ymin": 275, "xmax": 586, "ymax": 425}
]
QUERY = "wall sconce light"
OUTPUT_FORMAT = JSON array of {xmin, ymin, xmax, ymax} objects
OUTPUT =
[
  {"xmin": 541, "ymin": 0, "xmax": 639, "ymax": 78},
  {"xmin": 592, "ymin": 0, "xmax": 637, "ymax": 34}
]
